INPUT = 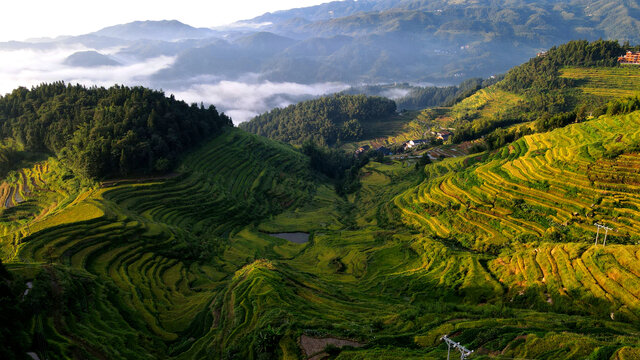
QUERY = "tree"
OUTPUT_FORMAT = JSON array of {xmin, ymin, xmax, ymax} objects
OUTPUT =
[{"xmin": 0, "ymin": 83, "xmax": 232, "ymax": 179}]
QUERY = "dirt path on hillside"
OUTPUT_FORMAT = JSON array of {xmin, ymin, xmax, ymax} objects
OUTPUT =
[
  {"xmin": 100, "ymin": 173, "xmax": 180, "ymax": 188},
  {"xmin": 300, "ymin": 335, "xmax": 363, "ymax": 359}
]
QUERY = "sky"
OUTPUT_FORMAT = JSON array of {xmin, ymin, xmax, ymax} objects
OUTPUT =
[{"xmin": 0, "ymin": 0, "xmax": 329, "ymax": 41}]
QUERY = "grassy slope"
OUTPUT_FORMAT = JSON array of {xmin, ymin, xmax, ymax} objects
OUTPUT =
[
  {"xmin": 351, "ymin": 66, "xmax": 640, "ymax": 154},
  {"xmin": 4, "ymin": 82, "xmax": 640, "ymax": 359},
  {"xmin": 561, "ymin": 66, "xmax": 640, "ymax": 98},
  {"xmin": 346, "ymin": 87, "xmax": 525, "ymax": 154}
]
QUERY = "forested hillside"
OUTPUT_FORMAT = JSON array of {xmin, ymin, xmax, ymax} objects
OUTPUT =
[
  {"xmin": 240, "ymin": 94, "xmax": 396, "ymax": 145},
  {"xmin": 0, "ymin": 83, "xmax": 232, "ymax": 179}
]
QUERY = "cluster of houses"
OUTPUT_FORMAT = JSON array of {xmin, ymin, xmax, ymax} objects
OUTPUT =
[
  {"xmin": 355, "ymin": 130, "xmax": 454, "ymax": 157},
  {"xmin": 403, "ymin": 131, "xmax": 453, "ymax": 150}
]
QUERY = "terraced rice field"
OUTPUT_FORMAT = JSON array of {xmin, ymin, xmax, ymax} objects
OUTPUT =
[
  {"xmin": 3, "ymin": 129, "xmax": 328, "ymax": 358},
  {"xmin": 0, "ymin": 163, "xmax": 50, "ymax": 210},
  {"xmin": 393, "ymin": 111, "xmax": 640, "ymax": 318},
  {"xmin": 398, "ymin": 111, "xmax": 640, "ymax": 246},
  {"xmin": 104, "ymin": 129, "xmax": 314, "ymax": 239},
  {"xmin": 561, "ymin": 66, "xmax": 640, "ymax": 98},
  {"xmin": 5, "ymin": 123, "xmax": 640, "ymax": 359},
  {"xmin": 450, "ymin": 87, "xmax": 523, "ymax": 123}
]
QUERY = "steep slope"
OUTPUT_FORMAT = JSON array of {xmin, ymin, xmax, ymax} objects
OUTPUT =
[{"xmin": 5, "ymin": 128, "xmax": 321, "ymax": 359}]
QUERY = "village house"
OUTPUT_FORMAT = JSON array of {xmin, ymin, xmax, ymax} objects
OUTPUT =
[
  {"xmin": 405, "ymin": 139, "xmax": 427, "ymax": 149},
  {"xmin": 355, "ymin": 144, "xmax": 370, "ymax": 155},
  {"xmin": 436, "ymin": 131, "xmax": 453, "ymax": 141},
  {"xmin": 618, "ymin": 51, "xmax": 640, "ymax": 65}
]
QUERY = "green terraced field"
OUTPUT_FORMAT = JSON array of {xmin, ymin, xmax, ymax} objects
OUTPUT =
[
  {"xmin": 450, "ymin": 88, "xmax": 523, "ymax": 123},
  {"xmin": 4, "ymin": 115, "xmax": 640, "ymax": 360},
  {"xmin": 561, "ymin": 66, "xmax": 640, "ymax": 98}
]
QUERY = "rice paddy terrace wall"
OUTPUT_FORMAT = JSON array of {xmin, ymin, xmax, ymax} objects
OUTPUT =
[
  {"xmin": 398, "ymin": 111, "xmax": 640, "ymax": 246},
  {"xmin": 5, "ymin": 119, "xmax": 640, "ymax": 359},
  {"xmin": 0, "ymin": 160, "xmax": 92, "ymax": 259},
  {"xmin": 561, "ymin": 66, "xmax": 640, "ymax": 99},
  {"xmin": 396, "ymin": 110, "xmax": 640, "ymax": 314},
  {"xmin": 4, "ymin": 128, "xmax": 323, "ymax": 359}
]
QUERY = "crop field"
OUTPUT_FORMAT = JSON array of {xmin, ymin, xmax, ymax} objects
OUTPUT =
[
  {"xmin": 561, "ymin": 66, "xmax": 640, "ymax": 98},
  {"xmin": 351, "ymin": 88, "xmax": 523, "ymax": 155},
  {"xmin": 4, "ymin": 120, "xmax": 640, "ymax": 359},
  {"xmin": 394, "ymin": 110, "xmax": 640, "ymax": 324},
  {"xmin": 450, "ymin": 88, "xmax": 523, "ymax": 123},
  {"xmin": 397, "ymin": 111, "xmax": 640, "ymax": 247}
]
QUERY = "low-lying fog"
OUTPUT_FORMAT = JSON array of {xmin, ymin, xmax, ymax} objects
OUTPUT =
[{"xmin": 0, "ymin": 46, "xmax": 350, "ymax": 124}]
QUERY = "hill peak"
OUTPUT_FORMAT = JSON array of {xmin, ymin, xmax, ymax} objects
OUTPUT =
[{"xmin": 92, "ymin": 19, "xmax": 216, "ymax": 41}]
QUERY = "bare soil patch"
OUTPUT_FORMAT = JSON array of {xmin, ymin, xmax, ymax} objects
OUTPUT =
[{"xmin": 300, "ymin": 335, "xmax": 363, "ymax": 359}]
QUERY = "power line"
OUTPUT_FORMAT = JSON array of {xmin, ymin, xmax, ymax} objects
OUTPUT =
[
  {"xmin": 442, "ymin": 335, "xmax": 473, "ymax": 360},
  {"xmin": 594, "ymin": 222, "xmax": 613, "ymax": 246}
]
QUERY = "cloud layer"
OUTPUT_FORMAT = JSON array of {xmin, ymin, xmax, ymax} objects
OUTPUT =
[
  {"xmin": 0, "ymin": 46, "xmax": 174, "ymax": 94},
  {"xmin": 0, "ymin": 45, "xmax": 349, "ymax": 124},
  {"xmin": 170, "ymin": 81, "xmax": 349, "ymax": 124}
]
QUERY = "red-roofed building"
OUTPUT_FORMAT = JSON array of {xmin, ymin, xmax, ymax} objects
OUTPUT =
[{"xmin": 618, "ymin": 51, "xmax": 640, "ymax": 65}]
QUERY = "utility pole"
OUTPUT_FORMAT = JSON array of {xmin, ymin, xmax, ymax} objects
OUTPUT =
[
  {"xmin": 594, "ymin": 223, "xmax": 613, "ymax": 246},
  {"xmin": 442, "ymin": 335, "xmax": 473, "ymax": 360}
]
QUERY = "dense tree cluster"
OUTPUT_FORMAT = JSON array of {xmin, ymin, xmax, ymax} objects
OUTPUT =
[
  {"xmin": 501, "ymin": 40, "xmax": 631, "ymax": 93},
  {"xmin": 535, "ymin": 111, "xmax": 578, "ymax": 132},
  {"xmin": 240, "ymin": 94, "xmax": 396, "ymax": 146},
  {"xmin": 395, "ymin": 85, "xmax": 460, "ymax": 110},
  {"xmin": 396, "ymin": 77, "xmax": 502, "ymax": 110},
  {"xmin": 0, "ymin": 82, "xmax": 232, "ymax": 179},
  {"xmin": 301, "ymin": 140, "xmax": 371, "ymax": 196},
  {"xmin": 452, "ymin": 117, "xmax": 523, "ymax": 144}
]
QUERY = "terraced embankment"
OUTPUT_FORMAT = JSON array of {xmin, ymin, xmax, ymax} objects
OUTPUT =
[
  {"xmin": 4, "ymin": 120, "xmax": 640, "ymax": 359},
  {"xmin": 4, "ymin": 128, "xmax": 323, "ymax": 359},
  {"xmin": 393, "ymin": 111, "xmax": 640, "ymax": 317},
  {"xmin": 104, "ymin": 128, "xmax": 314, "ymax": 237},
  {"xmin": 561, "ymin": 66, "xmax": 640, "ymax": 98},
  {"xmin": 398, "ymin": 111, "xmax": 640, "ymax": 246}
]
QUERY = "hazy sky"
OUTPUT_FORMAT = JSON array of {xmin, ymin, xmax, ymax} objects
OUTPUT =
[{"xmin": 0, "ymin": 0, "xmax": 330, "ymax": 41}]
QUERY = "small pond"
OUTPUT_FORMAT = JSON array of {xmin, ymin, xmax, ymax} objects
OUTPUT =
[{"xmin": 268, "ymin": 232, "xmax": 309, "ymax": 244}]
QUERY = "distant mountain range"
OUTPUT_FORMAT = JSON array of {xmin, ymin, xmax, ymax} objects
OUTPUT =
[
  {"xmin": 1, "ymin": 0, "xmax": 640, "ymax": 122},
  {"xmin": 4, "ymin": 0, "xmax": 640, "ymax": 84}
]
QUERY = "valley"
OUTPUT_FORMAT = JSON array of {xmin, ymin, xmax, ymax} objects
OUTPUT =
[{"xmin": 2, "ymin": 36, "xmax": 640, "ymax": 360}]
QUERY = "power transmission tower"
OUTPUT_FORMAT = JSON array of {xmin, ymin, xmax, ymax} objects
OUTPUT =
[
  {"xmin": 442, "ymin": 335, "xmax": 473, "ymax": 360},
  {"xmin": 594, "ymin": 223, "xmax": 613, "ymax": 246}
]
